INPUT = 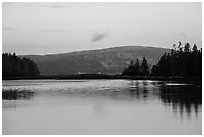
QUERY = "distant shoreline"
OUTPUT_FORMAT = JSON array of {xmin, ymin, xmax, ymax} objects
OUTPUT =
[{"xmin": 2, "ymin": 74, "xmax": 201, "ymax": 84}]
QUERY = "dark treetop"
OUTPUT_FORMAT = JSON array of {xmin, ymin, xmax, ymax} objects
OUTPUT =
[
  {"xmin": 2, "ymin": 53, "xmax": 40, "ymax": 78},
  {"xmin": 151, "ymin": 43, "xmax": 202, "ymax": 77},
  {"xmin": 122, "ymin": 42, "xmax": 202, "ymax": 77}
]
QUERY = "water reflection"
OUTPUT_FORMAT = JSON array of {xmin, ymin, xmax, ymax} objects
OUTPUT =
[
  {"xmin": 128, "ymin": 80, "xmax": 154, "ymax": 100},
  {"xmin": 2, "ymin": 89, "xmax": 35, "ymax": 100},
  {"xmin": 158, "ymin": 85, "xmax": 202, "ymax": 118},
  {"xmin": 128, "ymin": 80, "xmax": 202, "ymax": 118},
  {"xmin": 2, "ymin": 80, "xmax": 202, "ymax": 134},
  {"xmin": 2, "ymin": 80, "xmax": 202, "ymax": 118}
]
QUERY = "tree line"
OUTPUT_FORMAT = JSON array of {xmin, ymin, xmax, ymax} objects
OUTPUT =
[
  {"xmin": 2, "ymin": 53, "xmax": 40, "ymax": 77},
  {"xmin": 122, "ymin": 42, "xmax": 202, "ymax": 77},
  {"xmin": 122, "ymin": 57, "xmax": 150, "ymax": 76}
]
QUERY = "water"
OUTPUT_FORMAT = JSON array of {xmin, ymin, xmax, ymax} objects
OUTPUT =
[{"xmin": 2, "ymin": 80, "xmax": 202, "ymax": 135}]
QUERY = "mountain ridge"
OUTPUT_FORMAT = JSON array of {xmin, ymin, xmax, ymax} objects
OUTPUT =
[
  {"xmin": 20, "ymin": 45, "xmax": 170, "ymax": 56},
  {"xmin": 19, "ymin": 46, "xmax": 171, "ymax": 75}
]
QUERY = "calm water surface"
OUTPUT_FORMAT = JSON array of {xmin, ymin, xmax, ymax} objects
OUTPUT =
[{"xmin": 2, "ymin": 80, "xmax": 202, "ymax": 135}]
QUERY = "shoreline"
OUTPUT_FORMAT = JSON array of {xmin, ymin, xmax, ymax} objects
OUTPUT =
[{"xmin": 2, "ymin": 74, "xmax": 201, "ymax": 84}]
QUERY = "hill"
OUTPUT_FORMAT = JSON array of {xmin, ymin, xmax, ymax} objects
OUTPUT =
[{"xmin": 20, "ymin": 46, "xmax": 170, "ymax": 75}]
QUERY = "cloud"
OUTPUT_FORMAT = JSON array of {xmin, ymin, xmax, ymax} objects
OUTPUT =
[
  {"xmin": 39, "ymin": 29, "xmax": 71, "ymax": 32},
  {"xmin": 91, "ymin": 32, "xmax": 109, "ymax": 42},
  {"xmin": 178, "ymin": 33, "xmax": 187, "ymax": 38},
  {"xmin": 3, "ymin": 27, "xmax": 72, "ymax": 33},
  {"xmin": 3, "ymin": 27, "xmax": 18, "ymax": 30},
  {"xmin": 50, "ymin": 4, "xmax": 66, "ymax": 8}
]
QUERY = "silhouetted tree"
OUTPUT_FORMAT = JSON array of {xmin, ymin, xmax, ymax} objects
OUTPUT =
[
  {"xmin": 192, "ymin": 44, "xmax": 198, "ymax": 53},
  {"xmin": 2, "ymin": 53, "xmax": 40, "ymax": 77},
  {"xmin": 184, "ymin": 43, "xmax": 191, "ymax": 52},
  {"xmin": 133, "ymin": 59, "xmax": 141, "ymax": 75},
  {"xmin": 140, "ymin": 57, "xmax": 150, "ymax": 75},
  {"xmin": 151, "ymin": 42, "xmax": 201, "ymax": 77},
  {"xmin": 122, "ymin": 57, "xmax": 150, "ymax": 76}
]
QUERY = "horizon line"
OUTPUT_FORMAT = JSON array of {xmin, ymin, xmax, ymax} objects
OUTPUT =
[{"xmin": 6, "ymin": 45, "xmax": 172, "ymax": 56}]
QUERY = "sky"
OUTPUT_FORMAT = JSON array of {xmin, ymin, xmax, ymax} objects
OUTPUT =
[{"xmin": 2, "ymin": 2, "xmax": 202, "ymax": 55}]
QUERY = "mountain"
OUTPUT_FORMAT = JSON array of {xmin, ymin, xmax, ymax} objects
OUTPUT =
[{"xmin": 20, "ymin": 46, "xmax": 171, "ymax": 75}]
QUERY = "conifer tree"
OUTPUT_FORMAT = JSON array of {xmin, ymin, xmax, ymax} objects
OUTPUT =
[
  {"xmin": 140, "ymin": 57, "xmax": 150, "ymax": 75},
  {"xmin": 150, "ymin": 42, "xmax": 201, "ymax": 77},
  {"xmin": 2, "ymin": 53, "xmax": 40, "ymax": 77}
]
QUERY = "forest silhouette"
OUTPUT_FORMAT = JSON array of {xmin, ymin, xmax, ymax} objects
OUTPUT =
[
  {"xmin": 122, "ymin": 42, "xmax": 202, "ymax": 77},
  {"xmin": 2, "ymin": 42, "xmax": 202, "ymax": 78},
  {"xmin": 2, "ymin": 53, "xmax": 40, "ymax": 77}
]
